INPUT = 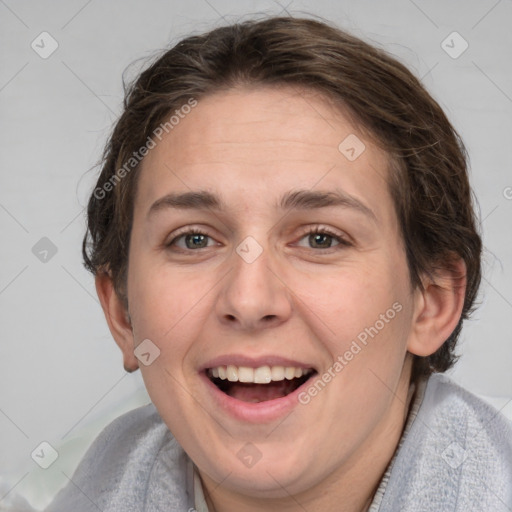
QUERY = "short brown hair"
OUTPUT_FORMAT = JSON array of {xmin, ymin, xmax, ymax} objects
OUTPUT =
[{"xmin": 82, "ymin": 16, "xmax": 482, "ymax": 381}]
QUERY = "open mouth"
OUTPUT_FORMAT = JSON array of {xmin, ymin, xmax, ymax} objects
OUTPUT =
[{"xmin": 206, "ymin": 365, "xmax": 316, "ymax": 403}]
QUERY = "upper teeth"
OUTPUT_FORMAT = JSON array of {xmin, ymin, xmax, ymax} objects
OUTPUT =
[{"xmin": 208, "ymin": 365, "xmax": 313, "ymax": 384}]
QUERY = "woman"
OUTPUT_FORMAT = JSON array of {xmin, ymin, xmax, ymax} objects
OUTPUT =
[{"xmin": 47, "ymin": 15, "xmax": 512, "ymax": 512}]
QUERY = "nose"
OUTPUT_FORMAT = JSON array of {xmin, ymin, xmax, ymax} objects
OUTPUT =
[{"xmin": 215, "ymin": 238, "xmax": 293, "ymax": 332}]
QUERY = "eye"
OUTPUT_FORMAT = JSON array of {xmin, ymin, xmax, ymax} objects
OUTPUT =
[
  {"xmin": 296, "ymin": 227, "xmax": 351, "ymax": 250},
  {"xmin": 165, "ymin": 226, "xmax": 351, "ymax": 253},
  {"xmin": 167, "ymin": 228, "xmax": 218, "ymax": 250}
]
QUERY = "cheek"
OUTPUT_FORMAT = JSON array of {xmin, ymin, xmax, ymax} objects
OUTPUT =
[
  {"xmin": 294, "ymin": 261, "xmax": 403, "ymax": 338},
  {"xmin": 126, "ymin": 257, "xmax": 208, "ymax": 412},
  {"xmin": 299, "ymin": 253, "xmax": 413, "ymax": 394},
  {"xmin": 125, "ymin": 257, "xmax": 218, "ymax": 408},
  {"xmin": 327, "ymin": 266, "xmax": 413, "ymax": 401},
  {"xmin": 127, "ymin": 254, "xmax": 210, "ymax": 342}
]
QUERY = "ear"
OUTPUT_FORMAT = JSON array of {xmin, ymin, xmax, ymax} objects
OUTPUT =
[
  {"xmin": 95, "ymin": 271, "xmax": 139, "ymax": 372},
  {"xmin": 407, "ymin": 256, "xmax": 467, "ymax": 357}
]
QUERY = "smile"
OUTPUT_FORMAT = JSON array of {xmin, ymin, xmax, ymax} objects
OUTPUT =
[{"xmin": 206, "ymin": 365, "xmax": 316, "ymax": 403}]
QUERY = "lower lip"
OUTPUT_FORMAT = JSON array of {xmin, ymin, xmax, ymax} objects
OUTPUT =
[{"xmin": 200, "ymin": 372, "xmax": 314, "ymax": 423}]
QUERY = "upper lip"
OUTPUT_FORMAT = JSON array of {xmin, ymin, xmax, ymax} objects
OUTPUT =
[{"xmin": 200, "ymin": 355, "xmax": 316, "ymax": 372}]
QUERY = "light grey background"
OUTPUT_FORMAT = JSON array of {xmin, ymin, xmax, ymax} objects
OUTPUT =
[{"xmin": 1, "ymin": 0, "xmax": 511, "ymax": 510}]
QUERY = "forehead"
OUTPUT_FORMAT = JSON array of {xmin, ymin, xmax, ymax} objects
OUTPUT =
[{"xmin": 134, "ymin": 85, "xmax": 395, "ymax": 226}]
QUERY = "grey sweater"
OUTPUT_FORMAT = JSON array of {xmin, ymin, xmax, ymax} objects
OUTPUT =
[{"xmin": 46, "ymin": 374, "xmax": 512, "ymax": 511}]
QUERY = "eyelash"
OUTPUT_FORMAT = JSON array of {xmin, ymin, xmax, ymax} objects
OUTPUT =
[
  {"xmin": 299, "ymin": 226, "xmax": 352, "ymax": 250},
  {"xmin": 166, "ymin": 226, "xmax": 352, "ymax": 252}
]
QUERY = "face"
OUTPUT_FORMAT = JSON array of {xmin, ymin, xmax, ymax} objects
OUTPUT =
[{"xmin": 124, "ymin": 86, "xmax": 419, "ymax": 501}]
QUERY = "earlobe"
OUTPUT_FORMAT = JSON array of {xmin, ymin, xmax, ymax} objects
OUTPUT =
[
  {"xmin": 95, "ymin": 271, "xmax": 139, "ymax": 373},
  {"xmin": 407, "ymin": 257, "xmax": 467, "ymax": 357}
]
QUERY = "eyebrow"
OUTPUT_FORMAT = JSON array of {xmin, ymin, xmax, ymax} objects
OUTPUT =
[{"xmin": 147, "ymin": 189, "xmax": 377, "ymax": 221}]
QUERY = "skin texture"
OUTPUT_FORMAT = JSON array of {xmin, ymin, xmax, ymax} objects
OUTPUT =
[{"xmin": 96, "ymin": 85, "xmax": 466, "ymax": 512}]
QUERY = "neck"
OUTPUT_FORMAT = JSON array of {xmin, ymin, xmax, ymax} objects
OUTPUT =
[{"xmin": 201, "ymin": 356, "xmax": 415, "ymax": 512}]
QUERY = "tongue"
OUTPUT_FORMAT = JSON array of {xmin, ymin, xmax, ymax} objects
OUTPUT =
[{"xmin": 227, "ymin": 381, "xmax": 298, "ymax": 402}]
